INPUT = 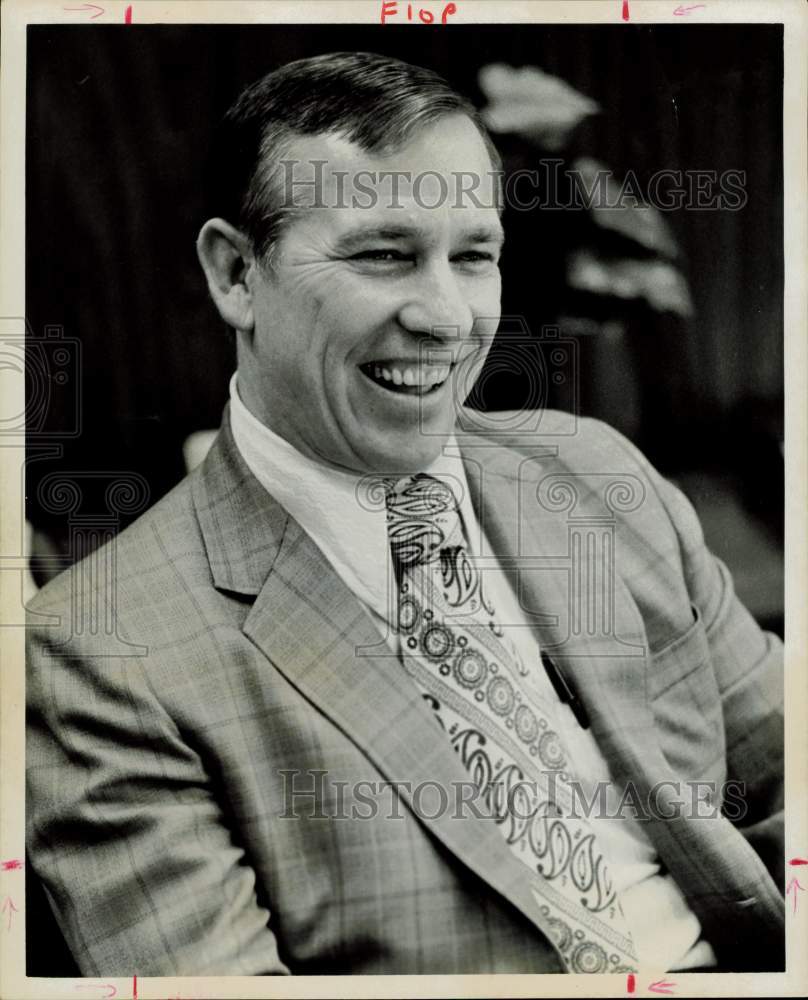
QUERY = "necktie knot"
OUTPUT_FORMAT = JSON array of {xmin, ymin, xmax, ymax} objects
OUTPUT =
[{"xmin": 385, "ymin": 474, "xmax": 462, "ymax": 570}]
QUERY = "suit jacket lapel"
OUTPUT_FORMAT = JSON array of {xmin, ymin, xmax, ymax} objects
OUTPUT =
[{"xmin": 461, "ymin": 440, "xmax": 668, "ymax": 793}]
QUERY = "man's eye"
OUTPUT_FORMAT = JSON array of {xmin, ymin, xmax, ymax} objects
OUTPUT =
[
  {"xmin": 350, "ymin": 250, "xmax": 409, "ymax": 262},
  {"xmin": 453, "ymin": 251, "xmax": 499, "ymax": 267}
]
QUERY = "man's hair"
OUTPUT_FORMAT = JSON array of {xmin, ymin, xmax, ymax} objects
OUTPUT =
[{"xmin": 205, "ymin": 51, "xmax": 502, "ymax": 261}]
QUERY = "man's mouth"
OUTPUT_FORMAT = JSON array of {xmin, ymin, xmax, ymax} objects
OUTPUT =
[{"xmin": 359, "ymin": 361, "xmax": 453, "ymax": 396}]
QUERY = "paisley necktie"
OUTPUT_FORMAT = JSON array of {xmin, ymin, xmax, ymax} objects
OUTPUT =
[{"xmin": 385, "ymin": 473, "xmax": 637, "ymax": 974}]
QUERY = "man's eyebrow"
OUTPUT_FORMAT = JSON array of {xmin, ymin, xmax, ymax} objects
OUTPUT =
[
  {"xmin": 334, "ymin": 225, "xmax": 505, "ymax": 250},
  {"xmin": 334, "ymin": 227, "xmax": 418, "ymax": 249},
  {"xmin": 463, "ymin": 227, "xmax": 505, "ymax": 247}
]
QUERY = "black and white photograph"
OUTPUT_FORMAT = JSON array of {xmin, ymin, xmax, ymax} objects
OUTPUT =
[{"xmin": 1, "ymin": 1, "xmax": 806, "ymax": 996}]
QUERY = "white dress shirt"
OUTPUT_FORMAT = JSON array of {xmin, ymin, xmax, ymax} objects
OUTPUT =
[{"xmin": 228, "ymin": 372, "xmax": 716, "ymax": 971}]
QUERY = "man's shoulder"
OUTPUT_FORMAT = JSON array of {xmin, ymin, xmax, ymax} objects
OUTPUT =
[
  {"xmin": 460, "ymin": 407, "xmax": 649, "ymax": 474},
  {"xmin": 27, "ymin": 463, "xmax": 209, "ymax": 628},
  {"xmin": 461, "ymin": 407, "xmax": 686, "ymax": 553}
]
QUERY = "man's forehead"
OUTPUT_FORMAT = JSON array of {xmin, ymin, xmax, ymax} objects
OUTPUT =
[
  {"xmin": 276, "ymin": 116, "xmax": 502, "ymax": 219},
  {"xmin": 281, "ymin": 115, "xmax": 495, "ymax": 173}
]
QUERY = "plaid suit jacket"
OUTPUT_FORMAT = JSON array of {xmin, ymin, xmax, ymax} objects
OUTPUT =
[{"xmin": 26, "ymin": 408, "xmax": 785, "ymax": 975}]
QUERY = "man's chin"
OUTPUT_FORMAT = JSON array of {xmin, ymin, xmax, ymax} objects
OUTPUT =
[{"xmin": 354, "ymin": 429, "xmax": 451, "ymax": 477}]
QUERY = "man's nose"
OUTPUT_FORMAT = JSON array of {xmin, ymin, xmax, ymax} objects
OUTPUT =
[{"xmin": 396, "ymin": 264, "xmax": 474, "ymax": 341}]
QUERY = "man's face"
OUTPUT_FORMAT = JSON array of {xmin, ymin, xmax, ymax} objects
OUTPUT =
[{"xmin": 237, "ymin": 114, "xmax": 503, "ymax": 473}]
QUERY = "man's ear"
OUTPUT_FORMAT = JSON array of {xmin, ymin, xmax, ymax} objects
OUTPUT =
[{"xmin": 196, "ymin": 218, "xmax": 257, "ymax": 333}]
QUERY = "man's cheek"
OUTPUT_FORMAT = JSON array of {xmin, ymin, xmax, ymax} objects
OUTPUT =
[
  {"xmin": 290, "ymin": 259, "xmax": 353, "ymax": 296},
  {"xmin": 468, "ymin": 275, "xmax": 502, "ymax": 324},
  {"xmin": 471, "ymin": 305, "xmax": 502, "ymax": 347},
  {"xmin": 319, "ymin": 302, "xmax": 381, "ymax": 354}
]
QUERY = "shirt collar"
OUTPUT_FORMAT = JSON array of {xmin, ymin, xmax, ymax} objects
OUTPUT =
[{"xmin": 228, "ymin": 372, "xmax": 477, "ymax": 621}]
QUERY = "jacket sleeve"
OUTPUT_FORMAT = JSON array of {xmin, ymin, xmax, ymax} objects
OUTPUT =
[
  {"xmin": 26, "ymin": 608, "xmax": 290, "ymax": 977},
  {"xmin": 593, "ymin": 419, "xmax": 785, "ymax": 890}
]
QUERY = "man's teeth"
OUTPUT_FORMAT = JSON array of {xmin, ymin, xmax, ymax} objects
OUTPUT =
[{"xmin": 371, "ymin": 364, "xmax": 451, "ymax": 388}]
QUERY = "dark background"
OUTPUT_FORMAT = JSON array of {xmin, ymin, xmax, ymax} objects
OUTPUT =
[
  {"xmin": 25, "ymin": 23, "xmax": 784, "ymax": 617},
  {"xmin": 24, "ymin": 22, "xmax": 784, "ymax": 976}
]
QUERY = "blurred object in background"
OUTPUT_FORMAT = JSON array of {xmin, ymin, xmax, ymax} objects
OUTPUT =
[
  {"xmin": 27, "ymin": 521, "xmax": 63, "ymax": 595},
  {"xmin": 567, "ymin": 245, "xmax": 693, "ymax": 316},
  {"xmin": 479, "ymin": 62, "xmax": 600, "ymax": 150},
  {"xmin": 23, "ymin": 521, "xmax": 42, "ymax": 601},
  {"xmin": 475, "ymin": 61, "xmax": 695, "ymax": 445},
  {"xmin": 183, "ymin": 429, "xmax": 218, "ymax": 473},
  {"xmin": 566, "ymin": 156, "xmax": 693, "ymax": 317}
]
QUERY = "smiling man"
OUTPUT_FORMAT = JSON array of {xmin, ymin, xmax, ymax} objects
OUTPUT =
[{"xmin": 26, "ymin": 52, "xmax": 784, "ymax": 978}]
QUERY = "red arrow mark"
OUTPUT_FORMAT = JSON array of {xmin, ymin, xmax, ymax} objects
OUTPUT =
[
  {"xmin": 789, "ymin": 857, "xmax": 808, "ymax": 866},
  {"xmin": 648, "ymin": 981, "xmax": 677, "ymax": 996},
  {"xmin": 673, "ymin": 3, "xmax": 706, "ymax": 13},
  {"xmin": 1, "ymin": 896, "xmax": 18, "ymax": 931},
  {"xmin": 627, "ymin": 972, "xmax": 636, "ymax": 993},
  {"xmin": 1, "ymin": 859, "xmax": 24, "ymax": 871},
  {"xmin": 133, "ymin": 975, "xmax": 137, "ymax": 1000},
  {"xmin": 124, "ymin": 4, "xmax": 132, "ymax": 23},
  {"xmin": 787, "ymin": 877, "xmax": 805, "ymax": 914},
  {"xmin": 622, "ymin": 0, "xmax": 630, "ymax": 20},
  {"xmin": 63, "ymin": 4, "xmax": 105, "ymax": 17}
]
